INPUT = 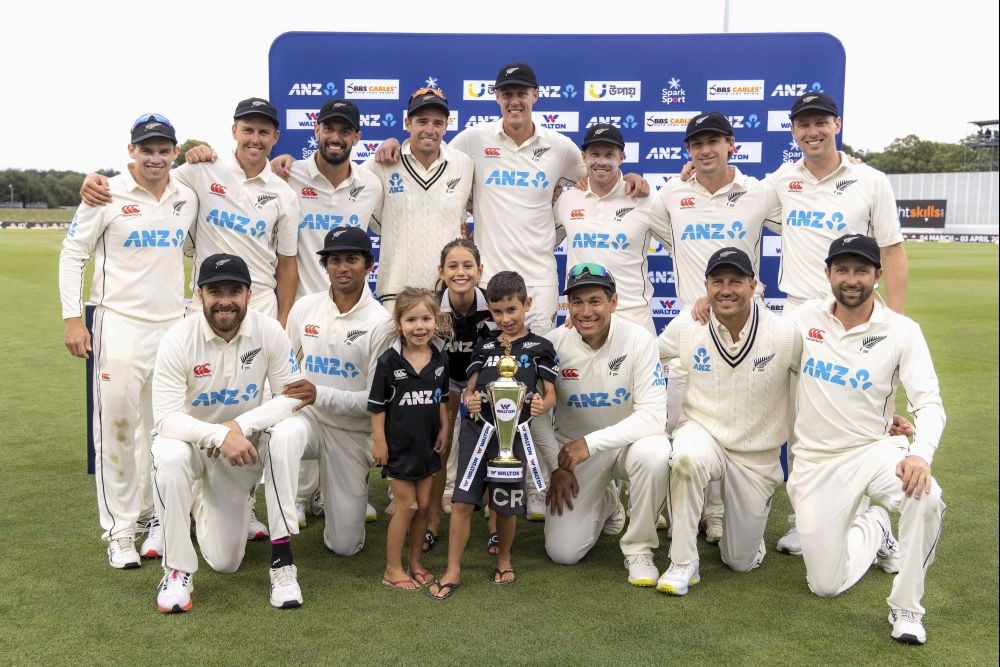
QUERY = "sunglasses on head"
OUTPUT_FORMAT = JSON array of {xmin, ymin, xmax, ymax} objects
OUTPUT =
[
  {"xmin": 569, "ymin": 262, "xmax": 610, "ymax": 278},
  {"xmin": 411, "ymin": 87, "xmax": 447, "ymax": 101},
  {"xmin": 132, "ymin": 113, "xmax": 173, "ymax": 129}
]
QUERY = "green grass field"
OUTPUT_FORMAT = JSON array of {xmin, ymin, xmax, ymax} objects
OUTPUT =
[{"xmin": 0, "ymin": 231, "xmax": 996, "ymax": 665}]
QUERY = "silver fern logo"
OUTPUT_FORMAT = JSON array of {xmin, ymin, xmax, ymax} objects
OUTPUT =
[
  {"xmin": 727, "ymin": 190, "xmax": 747, "ymax": 207},
  {"xmin": 614, "ymin": 207, "xmax": 635, "ymax": 222},
  {"xmin": 349, "ymin": 185, "xmax": 366, "ymax": 200},
  {"xmin": 608, "ymin": 354, "xmax": 627, "ymax": 375},
  {"xmin": 446, "ymin": 178, "xmax": 462, "ymax": 193},
  {"xmin": 860, "ymin": 335, "xmax": 886, "ymax": 353},
  {"xmin": 835, "ymin": 179, "xmax": 857, "ymax": 194},
  {"xmin": 752, "ymin": 353, "xmax": 775, "ymax": 372},
  {"xmin": 345, "ymin": 329, "xmax": 368, "ymax": 345},
  {"xmin": 255, "ymin": 194, "xmax": 278, "ymax": 209},
  {"xmin": 240, "ymin": 347, "xmax": 262, "ymax": 369}
]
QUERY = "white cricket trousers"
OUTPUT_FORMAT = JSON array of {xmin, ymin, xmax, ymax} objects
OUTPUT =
[
  {"xmin": 151, "ymin": 437, "xmax": 262, "ymax": 574},
  {"xmin": 524, "ymin": 284, "xmax": 558, "ymax": 335},
  {"xmin": 263, "ymin": 411, "xmax": 372, "ymax": 555},
  {"xmin": 92, "ymin": 308, "xmax": 178, "ymax": 540},
  {"xmin": 668, "ymin": 421, "xmax": 782, "ymax": 569},
  {"xmin": 788, "ymin": 439, "xmax": 945, "ymax": 614},
  {"xmin": 545, "ymin": 433, "xmax": 670, "ymax": 563}
]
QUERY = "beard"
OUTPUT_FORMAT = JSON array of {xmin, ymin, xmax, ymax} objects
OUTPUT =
[
  {"xmin": 319, "ymin": 142, "xmax": 350, "ymax": 165},
  {"xmin": 832, "ymin": 283, "xmax": 873, "ymax": 309},
  {"xmin": 204, "ymin": 302, "xmax": 246, "ymax": 335}
]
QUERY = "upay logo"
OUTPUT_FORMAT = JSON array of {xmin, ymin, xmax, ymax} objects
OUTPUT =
[
  {"xmin": 484, "ymin": 147, "xmax": 501, "ymax": 158},
  {"xmin": 121, "ymin": 205, "xmax": 141, "ymax": 216},
  {"xmin": 680, "ymin": 197, "xmax": 695, "ymax": 209},
  {"xmin": 788, "ymin": 181, "xmax": 804, "ymax": 192},
  {"xmin": 193, "ymin": 364, "xmax": 212, "ymax": 377},
  {"xmin": 304, "ymin": 324, "xmax": 320, "ymax": 337},
  {"xmin": 570, "ymin": 209, "xmax": 585, "ymax": 219},
  {"xmin": 807, "ymin": 328, "xmax": 825, "ymax": 342},
  {"xmin": 301, "ymin": 187, "xmax": 319, "ymax": 199},
  {"xmin": 210, "ymin": 183, "xmax": 227, "ymax": 197}
]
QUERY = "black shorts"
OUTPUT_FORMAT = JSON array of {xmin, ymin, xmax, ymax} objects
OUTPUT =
[{"xmin": 452, "ymin": 418, "xmax": 526, "ymax": 516}]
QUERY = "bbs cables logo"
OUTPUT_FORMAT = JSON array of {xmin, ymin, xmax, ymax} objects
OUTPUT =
[
  {"xmin": 484, "ymin": 147, "xmax": 501, "ymax": 158},
  {"xmin": 121, "ymin": 205, "xmax": 141, "ymax": 216},
  {"xmin": 304, "ymin": 324, "xmax": 320, "ymax": 337},
  {"xmin": 680, "ymin": 197, "xmax": 695, "ymax": 209},
  {"xmin": 193, "ymin": 364, "xmax": 212, "ymax": 377},
  {"xmin": 209, "ymin": 183, "xmax": 227, "ymax": 197},
  {"xmin": 788, "ymin": 181, "xmax": 804, "ymax": 192},
  {"xmin": 301, "ymin": 187, "xmax": 319, "ymax": 199}
]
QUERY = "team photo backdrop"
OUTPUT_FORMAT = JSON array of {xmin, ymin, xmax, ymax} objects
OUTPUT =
[{"xmin": 269, "ymin": 31, "xmax": 846, "ymax": 331}]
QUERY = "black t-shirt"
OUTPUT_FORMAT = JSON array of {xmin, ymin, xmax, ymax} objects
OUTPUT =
[
  {"xmin": 466, "ymin": 331, "xmax": 558, "ymax": 426},
  {"xmin": 367, "ymin": 343, "xmax": 450, "ymax": 480},
  {"xmin": 439, "ymin": 287, "xmax": 494, "ymax": 384}
]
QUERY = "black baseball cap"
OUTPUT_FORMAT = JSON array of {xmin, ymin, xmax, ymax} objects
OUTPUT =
[
  {"xmin": 495, "ymin": 62, "xmax": 538, "ymax": 89},
  {"xmin": 130, "ymin": 114, "xmax": 177, "ymax": 144},
  {"xmin": 316, "ymin": 227, "xmax": 373, "ymax": 257},
  {"xmin": 705, "ymin": 247, "xmax": 755, "ymax": 278},
  {"xmin": 790, "ymin": 91, "xmax": 839, "ymax": 119},
  {"xmin": 581, "ymin": 123, "xmax": 626, "ymax": 150},
  {"xmin": 233, "ymin": 97, "xmax": 280, "ymax": 126},
  {"xmin": 198, "ymin": 253, "xmax": 252, "ymax": 287},
  {"xmin": 564, "ymin": 263, "xmax": 617, "ymax": 295},
  {"xmin": 407, "ymin": 87, "xmax": 449, "ymax": 115},
  {"xmin": 316, "ymin": 99, "xmax": 360, "ymax": 129},
  {"xmin": 825, "ymin": 234, "xmax": 881, "ymax": 268},
  {"xmin": 684, "ymin": 112, "xmax": 734, "ymax": 142}
]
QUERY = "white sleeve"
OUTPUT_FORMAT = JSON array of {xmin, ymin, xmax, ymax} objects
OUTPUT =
[
  {"xmin": 172, "ymin": 163, "xmax": 197, "ymax": 190},
  {"xmin": 870, "ymin": 172, "xmax": 904, "ymax": 246},
  {"xmin": 763, "ymin": 180, "xmax": 783, "ymax": 235},
  {"xmin": 233, "ymin": 323, "xmax": 303, "ymax": 435},
  {"xmin": 898, "ymin": 323, "xmax": 946, "ymax": 465},
  {"xmin": 448, "ymin": 128, "xmax": 472, "ymax": 157},
  {"xmin": 58, "ymin": 203, "xmax": 108, "ymax": 319},
  {"xmin": 153, "ymin": 334, "xmax": 230, "ymax": 449},
  {"xmin": 658, "ymin": 317, "xmax": 682, "ymax": 362},
  {"xmin": 275, "ymin": 187, "xmax": 300, "ymax": 256},
  {"xmin": 585, "ymin": 334, "xmax": 668, "ymax": 454},
  {"xmin": 645, "ymin": 190, "xmax": 673, "ymax": 252},
  {"xmin": 560, "ymin": 140, "xmax": 587, "ymax": 183}
]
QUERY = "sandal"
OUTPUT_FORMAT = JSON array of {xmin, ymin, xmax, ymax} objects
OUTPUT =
[
  {"xmin": 408, "ymin": 569, "xmax": 435, "ymax": 588},
  {"xmin": 428, "ymin": 580, "xmax": 461, "ymax": 600},
  {"xmin": 486, "ymin": 532, "xmax": 500, "ymax": 556},
  {"xmin": 493, "ymin": 568, "xmax": 516, "ymax": 585},
  {"xmin": 422, "ymin": 530, "xmax": 437, "ymax": 553},
  {"xmin": 382, "ymin": 576, "xmax": 420, "ymax": 591}
]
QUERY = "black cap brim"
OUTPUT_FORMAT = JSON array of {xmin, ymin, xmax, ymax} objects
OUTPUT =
[
  {"xmin": 316, "ymin": 112, "xmax": 358, "ymax": 129},
  {"xmin": 197, "ymin": 273, "xmax": 251, "ymax": 287},
  {"xmin": 825, "ymin": 249, "xmax": 881, "ymax": 268}
]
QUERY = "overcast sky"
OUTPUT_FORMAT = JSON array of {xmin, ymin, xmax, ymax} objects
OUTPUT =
[{"xmin": 4, "ymin": 0, "xmax": 997, "ymax": 172}]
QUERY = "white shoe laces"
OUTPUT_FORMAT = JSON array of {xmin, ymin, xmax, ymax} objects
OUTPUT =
[
  {"xmin": 667, "ymin": 561, "xmax": 693, "ymax": 575},
  {"xmin": 272, "ymin": 565, "xmax": 296, "ymax": 587},
  {"xmin": 160, "ymin": 569, "xmax": 191, "ymax": 591},
  {"xmin": 628, "ymin": 553, "xmax": 655, "ymax": 567},
  {"xmin": 112, "ymin": 537, "xmax": 137, "ymax": 552},
  {"xmin": 895, "ymin": 609, "xmax": 920, "ymax": 623}
]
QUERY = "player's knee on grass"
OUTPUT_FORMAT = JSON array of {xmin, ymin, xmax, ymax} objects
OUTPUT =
[
  {"xmin": 151, "ymin": 439, "xmax": 194, "ymax": 482},
  {"xmin": 545, "ymin": 525, "xmax": 587, "ymax": 565},
  {"xmin": 325, "ymin": 529, "xmax": 365, "ymax": 556}
]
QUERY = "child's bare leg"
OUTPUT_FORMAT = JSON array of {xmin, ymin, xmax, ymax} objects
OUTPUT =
[
  {"xmin": 494, "ymin": 512, "xmax": 517, "ymax": 584},
  {"xmin": 408, "ymin": 475, "xmax": 435, "ymax": 584},
  {"xmin": 384, "ymin": 479, "xmax": 419, "ymax": 590},
  {"xmin": 429, "ymin": 502, "xmax": 473, "ymax": 598}
]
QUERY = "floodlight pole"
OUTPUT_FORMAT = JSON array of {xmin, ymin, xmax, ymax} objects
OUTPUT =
[{"xmin": 8, "ymin": 184, "xmax": 12, "ymax": 204}]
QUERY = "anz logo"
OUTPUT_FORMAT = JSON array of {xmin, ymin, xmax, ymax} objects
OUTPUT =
[
  {"xmin": 299, "ymin": 213, "xmax": 361, "ymax": 230},
  {"xmin": 192, "ymin": 384, "xmax": 260, "ymax": 407},
  {"xmin": 567, "ymin": 387, "xmax": 632, "ymax": 408},
  {"xmin": 802, "ymin": 357, "xmax": 873, "ymax": 390},
  {"xmin": 484, "ymin": 354, "xmax": 531, "ymax": 369},
  {"xmin": 571, "ymin": 232, "xmax": 630, "ymax": 250},
  {"xmin": 304, "ymin": 355, "xmax": 360, "ymax": 378},
  {"xmin": 484, "ymin": 170, "xmax": 549, "ymax": 189},
  {"xmin": 693, "ymin": 348, "xmax": 712, "ymax": 372},
  {"xmin": 123, "ymin": 229, "xmax": 186, "ymax": 248},
  {"xmin": 399, "ymin": 389, "xmax": 443, "ymax": 405},
  {"xmin": 205, "ymin": 209, "xmax": 267, "ymax": 240},
  {"xmin": 388, "ymin": 173, "xmax": 405, "ymax": 194},
  {"xmin": 679, "ymin": 221, "xmax": 747, "ymax": 241},
  {"xmin": 785, "ymin": 210, "xmax": 846, "ymax": 232}
]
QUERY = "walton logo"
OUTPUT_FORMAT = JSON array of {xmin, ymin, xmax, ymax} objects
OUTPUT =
[
  {"xmin": 835, "ymin": 179, "xmax": 858, "ymax": 194},
  {"xmin": 680, "ymin": 197, "xmax": 695, "ymax": 209},
  {"xmin": 807, "ymin": 328, "xmax": 825, "ymax": 342},
  {"xmin": 567, "ymin": 387, "xmax": 632, "ymax": 407},
  {"xmin": 561, "ymin": 368, "xmax": 580, "ymax": 379},
  {"xmin": 494, "ymin": 397, "xmax": 517, "ymax": 420},
  {"xmin": 209, "ymin": 183, "xmax": 227, "ymax": 197},
  {"xmin": 679, "ymin": 221, "xmax": 747, "ymax": 241},
  {"xmin": 193, "ymin": 364, "xmax": 212, "ymax": 377},
  {"xmin": 802, "ymin": 357, "xmax": 873, "ymax": 390},
  {"xmin": 304, "ymin": 354, "xmax": 360, "ymax": 378},
  {"xmin": 121, "ymin": 205, "xmax": 140, "ymax": 216},
  {"xmin": 727, "ymin": 191, "xmax": 747, "ymax": 207},
  {"xmin": 240, "ymin": 347, "xmax": 261, "ymax": 369},
  {"xmin": 693, "ymin": 347, "xmax": 712, "ymax": 372},
  {"xmin": 570, "ymin": 209, "xmax": 585, "ymax": 219},
  {"xmin": 349, "ymin": 185, "xmax": 366, "ymax": 200},
  {"xmin": 344, "ymin": 329, "xmax": 368, "ymax": 344},
  {"xmin": 571, "ymin": 232, "xmax": 630, "ymax": 250},
  {"xmin": 304, "ymin": 324, "xmax": 320, "ymax": 337},
  {"xmin": 753, "ymin": 353, "xmax": 775, "ymax": 372},
  {"xmin": 301, "ymin": 187, "xmax": 319, "ymax": 199},
  {"xmin": 788, "ymin": 181, "xmax": 804, "ymax": 192},
  {"xmin": 785, "ymin": 210, "xmax": 846, "ymax": 232},
  {"xmin": 484, "ymin": 147, "xmax": 501, "ymax": 158},
  {"xmin": 860, "ymin": 335, "xmax": 887, "ymax": 353},
  {"xmin": 614, "ymin": 207, "xmax": 634, "ymax": 222},
  {"xmin": 399, "ymin": 389, "xmax": 442, "ymax": 405},
  {"xmin": 608, "ymin": 354, "xmax": 627, "ymax": 375},
  {"xmin": 388, "ymin": 173, "xmax": 404, "ymax": 194}
]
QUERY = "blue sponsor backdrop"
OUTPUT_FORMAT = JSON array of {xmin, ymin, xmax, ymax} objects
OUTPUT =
[{"xmin": 269, "ymin": 31, "xmax": 845, "ymax": 330}]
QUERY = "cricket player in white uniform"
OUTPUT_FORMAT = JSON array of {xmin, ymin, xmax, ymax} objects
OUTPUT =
[
  {"xmin": 763, "ymin": 92, "xmax": 909, "ymax": 555},
  {"xmin": 263, "ymin": 228, "xmax": 392, "ymax": 567},
  {"xmin": 656, "ymin": 247, "xmax": 800, "ymax": 595},
  {"xmin": 60, "ymin": 114, "xmax": 197, "ymax": 569},
  {"xmin": 151, "ymin": 253, "xmax": 313, "ymax": 613},
  {"xmin": 545, "ymin": 264, "xmax": 670, "ymax": 587},
  {"xmin": 554, "ymin": 124, "xmax": 670, "ymax": 334},
  {"xmin": 787, "ymin": 234, "xmax": 944, "ymax": 645}
]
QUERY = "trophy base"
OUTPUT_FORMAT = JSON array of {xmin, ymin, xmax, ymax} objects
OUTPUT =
[{"xmin": 486, "ymin": 457, "xmax": 523, "ymax": 483}]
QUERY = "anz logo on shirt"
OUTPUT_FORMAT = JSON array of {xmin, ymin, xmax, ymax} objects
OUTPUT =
[
  {"xmin": 399, "ymin": 388, "xmax": 443, "ymax": 405},
  {"xmin": 693, "ymin": 348, "xmax": 712, "ymax": 372},
  {"xmin": 484, "ymin": 170, "xmax": 549, "ymax": 189},
  {"xmin": 484, "ymin": 354, "xmax": 531, "ymax": 369},
  {"xmin": 802, "ymin": 357, "xmax": 873, "ymax": 390},
  {"xmin": 571, "ymin": 232, "xmax": 630, "ymax": 250},
  {"xmin": 191, "ymin": 383, "xmax": 260, "ymax": 407},
  {"xmin": 679, "ymin": 221, "xmax": 747, "ymax": 241},
  {"xmin": 304, "ymin": 355, "xmax": 359, "ymax": 378},
  {"xmin": 785, "ymin": 210, "xmax": 847, "ymax": 232},
  {"xmin": 652, "ymin": 362, "xmax": 666, "ymax": 387},
  {"xmin": 567, "ymin": 387, "xmax": 631, "ymax": 408},
  {"xmin": 299, "ymin": 213, "xmax": 362, "ymax": 230},
  {"xmin": 446, "ymin": 340, "xmax": 474, "ymax": 353},
  {"xmin": 206, "ymin": 209, "xmax": 268, "ymax": 240},
  {"xmin": 123, "ymin": 229, "xmax": 186, "ymax": 248},
  {"xmin": 388, "ymin": 173, "xmax": 405, "ymax": 194}
]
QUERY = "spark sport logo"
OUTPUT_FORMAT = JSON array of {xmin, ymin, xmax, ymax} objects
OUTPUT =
[
  {"xmin": 661, "ymin": 77, "xmax": 686, "ymax": 105},
  {"xmin": 531, "ymin": 112, "xmax": 579, "ymax": 132}
]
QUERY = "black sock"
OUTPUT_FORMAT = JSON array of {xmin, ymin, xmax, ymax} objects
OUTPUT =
[{"xmin": 270, "ymin": 538, "xmax": 294, "ymax": 568}]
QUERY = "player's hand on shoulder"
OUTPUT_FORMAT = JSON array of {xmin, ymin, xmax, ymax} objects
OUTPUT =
[
  {"xmin": 623, "ymin": 172, "xmax": 650, "ymax": 198},
  {"xmin": 574, "ymin": 175, "xmax": 589, "ymax": 191},
  {"xmin": 895, "ymin": 454, "xmax": 932, "ymax": 499},
  {"xmin": 80, "ymin": 173, "xmax": 112, "ymax": 206},
  {"xmin": 283, "ymin": 379, "xmax": 316, "ymax": 410},
  {"xmin": 679, "ymin": 161, "xmax": 695, "ymax": 182},
  {"xmin": 691, "ymin": 297, "xmax": 711, "ymax": 325},
  {"xmin": 270, "ymin": 154, "xmax": 294, "ymax": 180},
  {"xmin": 218, "ymin": 429, "xmax": 258, "ymax": 466},
  {"xmin": 546, "ymin": 468, "xmax": 579, "ymax": 515},
  {"xmin": 184, "ymin": 144, "xmax": 217, "ymax": 164},
  {"xmin": 374, "ymin": 138, "xmax": 401, "ymax": 165},
  {"xmin": 64, "ymin": 318, "xmax": 92, "ymax": 359}
]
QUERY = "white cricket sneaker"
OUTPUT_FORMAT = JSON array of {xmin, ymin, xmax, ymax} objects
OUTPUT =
[
  {"xmin": 526, "ymin": 491, "xmax": 546, "ymax": 522},
  {"xmin": 602, "ymin": 493, "xmax": 627, "ymax": 535},
  {"xmin": 776, "ymin": 515, "xmax": 802, "ymax": 555},
  {"xmin": 310, "ymin": 489, "xmax": 325, "ymax": 517},
  {"xmin": 248, "ymin": 506, "xmax": 268, "ymax": 541},
  {"xmin": 139, "ymin": 517, "xmax": 163, "ymax": 559},
  {"xmin": 701, "ymin": 515, "xmax": 724, "ymax": 545},
  {"xmin": 295, "ymin": 502, "xmax": 307, "ymax": 529},
  {"xmin": 872, "ymin": 507, "xmax": 901, "ymax": 574},
  {"xmin": 656, "ymin": 559, "xmax": 700, "ymax": 595},
  {"xmin": 889, "ymin": 608, "xmax": 926, "ymax": 644},
  {"xmin": 269, "ymin": 564, "xmax": 303, "ymax": 609},
  {"xmin": 135, "ymin": 517, "xmax": 151, "ymax": 534},
  {"xmin": 108, "ymin": 536, "xmax": 141, "ymax": 569},
  {"xmin": 156, "ymin": 569, "xmax": 193, "ymax": 613},
  {"xmin": 365, "ymin": 503, "xmax": 378, "ymax": 523},
  {"xmin": 624, "ymin": 553, "xmax": 659, "ymax": 587}
]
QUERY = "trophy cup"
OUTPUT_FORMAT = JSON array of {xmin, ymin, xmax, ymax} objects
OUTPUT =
[{"xmin": 485, "ymin": 339, "xmax": 526, "ymax": 483}]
